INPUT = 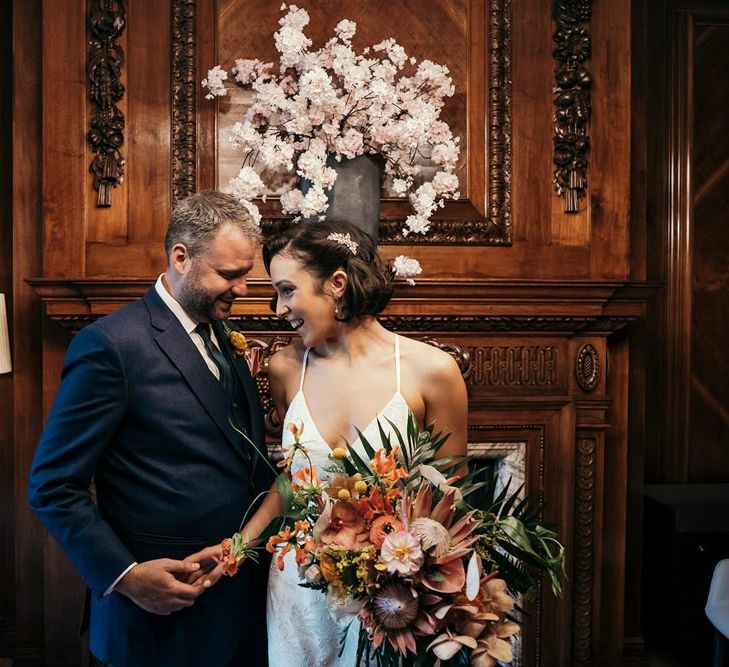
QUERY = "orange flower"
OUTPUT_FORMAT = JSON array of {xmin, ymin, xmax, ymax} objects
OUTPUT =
[
  {"xmin": 291, "ymin": 467, "xmax": 321, "ymax": 490},
  {"xmin": 221, "ymin": 537, "xmax": 239, "ymax": 576},
  {"xmin": 369, "ymin": 514, "xmax": 404, "ymax": 548},
  {"xmin": 371, "ymin": 447, "xmax": 408, "ymax": 485},
  {"xmin": 320, "ymin": 501, "xmax": 371, "ymax": 549},
  {"xmin": 287, "ymin": 421, "xmax": 304, "ymax": 440},
  {"xmin": 356, "ymin": 485, "xmax": 396, "ymax": 522},
  {"xmin": 266, "ymin": 522, "xmax": 314, "ymax": 571},
  {"xmin": 266, "ymin": 526, "xmax": 292, "ymax": 553},
  {"xmin": 227, "ymin": 330, "xmax": 248, "ymax": 356},
  {"xmin": 319, "ymin": 552, "xmax": 338, "ymax": 582}
]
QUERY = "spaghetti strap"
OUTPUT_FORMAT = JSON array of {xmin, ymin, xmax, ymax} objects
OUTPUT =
[
  {"xmin": 299, "ymin": 348, "xmax": 311, "ymax": 392},
  {"xmin": 395, "ymin": 335, "xmax": 401, "ymax": 393}
]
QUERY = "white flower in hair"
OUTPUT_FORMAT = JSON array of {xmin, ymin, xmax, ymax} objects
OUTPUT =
[{"xmin": 326, "ymin": 232, "xmax": 358, "ymax": 255}]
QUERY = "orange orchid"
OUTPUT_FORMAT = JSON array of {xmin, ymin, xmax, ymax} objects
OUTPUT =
[
  {"xmin": 287, "ymin": 421, "xmax": 304, "ymax": 439},
  {"xmin": 355, "ymin": 485, "xmax": 396, "ymax": 522},
  {"xmin": 266, "ymin": 521, "xmax": 314, "ymax": 571},
  {"xmin": 291, "ymin": 466, "xmax": 322, "ymax": 491},
  {"xmin": 371, "ymin": 446, "xmax": 408, "ymax": 485}
]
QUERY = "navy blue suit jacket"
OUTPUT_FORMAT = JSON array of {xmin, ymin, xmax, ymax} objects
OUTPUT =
[{"xmin": 28, "ymin": 288, "xmax": 272, "ymax": 666}]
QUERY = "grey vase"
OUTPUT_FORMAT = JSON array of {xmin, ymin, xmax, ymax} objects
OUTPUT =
[{"xmin": 300, "ymin": 153, "xmax": 383, "ymax": 245}]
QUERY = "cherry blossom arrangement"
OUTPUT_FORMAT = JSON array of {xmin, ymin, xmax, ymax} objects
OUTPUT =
[
  {"xmin": 223, "ymin": 417, "xmax": 565, "ymax": 666},
  {"xmin": 202, "ymin": 4, "xmax": 461, "ymax": 236}
]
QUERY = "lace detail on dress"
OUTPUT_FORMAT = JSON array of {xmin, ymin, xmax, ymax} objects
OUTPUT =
[{"xmin": 267, "ymin": 337, "xmax": 411, "ymax": 667}]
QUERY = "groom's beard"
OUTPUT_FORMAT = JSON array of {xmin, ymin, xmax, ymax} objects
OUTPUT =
[{"xmin": 178, "ymin": 265, "xmax": 230, "ymax": 322}]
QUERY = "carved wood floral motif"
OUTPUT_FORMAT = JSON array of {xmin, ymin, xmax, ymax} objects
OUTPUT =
[
  {"xmin": 86, "ymin": 0, "xmax": 126, "ymax": 207},
  {"xmin": 552, "ymin": 0, "xmax": 592, "ymax": 213}
]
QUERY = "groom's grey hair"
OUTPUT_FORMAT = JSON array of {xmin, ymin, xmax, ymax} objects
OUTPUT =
[{"xmin": 165, "ymin": 191, "xmax": 262, "ymax": 260}]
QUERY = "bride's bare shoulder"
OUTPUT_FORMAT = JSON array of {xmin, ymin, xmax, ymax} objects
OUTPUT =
[
  {"xmin": 399, "ymin": 335, "xmax": 459, "ymax": 373},
  {"xmin": 268, "ymin": 340, "xmax": 307, "ymax": 382}
]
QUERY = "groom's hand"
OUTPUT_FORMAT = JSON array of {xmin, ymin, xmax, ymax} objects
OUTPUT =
[
  {"xmin": 182, "ymin": 545, "xmax": 226, "ymax": 588},
  {"xmin": 115, "ymin": 558, "xmax": 205, "ymax": 615}
]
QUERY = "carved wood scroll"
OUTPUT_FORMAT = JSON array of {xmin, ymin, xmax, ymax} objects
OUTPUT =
[
  {"xmin": 552, "ymin": 0, "xmax": 592, "ymax": 213},
  {"xmin": 171, "ymin": 0, "xmax": 197, "ymax": 202},
  {"xmin": 86, "ymin": 0, "xmax": 126, "ymax": 207}
]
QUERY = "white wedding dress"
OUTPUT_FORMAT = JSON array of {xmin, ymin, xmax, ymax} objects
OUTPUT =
[{"xmin": 267, "ymin": 336, "xmax": 412, "ymax": 667}]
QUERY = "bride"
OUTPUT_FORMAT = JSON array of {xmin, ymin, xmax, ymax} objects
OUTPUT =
[{"xmin": 193, "ymin": 219, "xmax": 467, "ymax": 666}]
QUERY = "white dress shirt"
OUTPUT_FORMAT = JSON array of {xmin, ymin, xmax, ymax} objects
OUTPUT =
[{"xmin": 104, "ymin": 275, "xmax": 226, "ymax": 595}]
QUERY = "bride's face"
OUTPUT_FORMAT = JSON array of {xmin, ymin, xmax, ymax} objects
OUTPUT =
[{"xmin": 269, "ymin": 253, "xmax": 343, "ymax": 346}]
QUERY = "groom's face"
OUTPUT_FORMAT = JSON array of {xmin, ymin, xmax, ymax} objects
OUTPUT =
[{"xmin": 177, "ymin": 223, "xmax": 256, "ymax": 322}]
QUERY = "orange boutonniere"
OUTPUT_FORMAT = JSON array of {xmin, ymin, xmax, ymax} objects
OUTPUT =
[{"xmin": 222, "ymin": 321, "xmax": 247, "ymax": 356}]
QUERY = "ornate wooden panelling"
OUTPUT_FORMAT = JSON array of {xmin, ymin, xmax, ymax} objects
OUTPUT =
[
  {"xmin": 86, "ymin": 0, "xmax": 126, "ymax": 207},
  {"xmin": 171, "ymin": 0, "xmax": 196, "ymax": 202},
  {"xmin": 470, "ymin": 345, "xmax": 559, "ymax": 387},
  {"xmin": 573, "ymin": 436, "xmax": 598, "ymax": 661},
  {"xmin": 552, "ymin": 0, "xmax": 592, "ymax": 213},
  {"xmin": 575, "ymin": 342, "xmax": 600, "ymax": 392}
]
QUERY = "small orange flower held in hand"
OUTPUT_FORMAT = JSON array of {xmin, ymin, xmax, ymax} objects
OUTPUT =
[{"xmin": 221, "ymin": 537, "xmax": 239, "ymax": 576}]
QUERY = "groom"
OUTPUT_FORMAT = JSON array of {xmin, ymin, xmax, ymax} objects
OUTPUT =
[{"xmin": 28, "ymin": 192, "xmax": 271, "ymax": 666}]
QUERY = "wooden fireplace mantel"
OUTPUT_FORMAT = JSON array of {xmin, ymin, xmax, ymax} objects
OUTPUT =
[{"xmin": 27, "ymin": 278, "xmax": 657, "ymax": 334}]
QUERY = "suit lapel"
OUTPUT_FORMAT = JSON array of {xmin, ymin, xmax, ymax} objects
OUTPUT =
[
  {"xmin": 144, "ymin": 289, "xmax": 248, "ymax": 460},
  {"xmin": 214, "ymin": 321, "xmax": 266, "ymax": 473}
]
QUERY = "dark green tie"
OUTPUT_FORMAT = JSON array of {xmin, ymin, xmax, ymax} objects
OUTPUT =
[{"xmin": 195, "ymin": 323, "xmax": 234, "ymax": 397}]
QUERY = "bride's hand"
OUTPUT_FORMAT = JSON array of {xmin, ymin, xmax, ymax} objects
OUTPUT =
[{"xmin": 181, "ymin": 544, "xmax": 224, "ymax": 587}]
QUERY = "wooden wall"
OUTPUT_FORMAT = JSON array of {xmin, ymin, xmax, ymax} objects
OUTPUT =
[
  {"xmin": 637, "ymin": 0, "xmax": 729, "ymax": 484},
  {"xmin": 3, "ymin": 0, "xmax": 663, "ymax": 665}
]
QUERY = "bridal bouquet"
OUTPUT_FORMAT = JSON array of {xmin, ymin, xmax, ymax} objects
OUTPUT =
[
  {"xmin": 224, "ymin": 417, "xmax": 565, "ymax": 667},
  {"xmin": 202, "ymin": 4, "xmax": 461, "ymax": 235}
]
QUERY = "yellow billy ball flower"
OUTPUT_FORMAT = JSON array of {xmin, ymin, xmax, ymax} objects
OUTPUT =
[
  {"xmin": 337, "ymin": 488, "xmax": 352, "ymax": 501},
  {"xmin": 332, "ymin": 447, "xmax": 347, "ymax": 460},
  {"xmin": 354, "ymin": 480, "xmax": 368, "ymax": 494}
]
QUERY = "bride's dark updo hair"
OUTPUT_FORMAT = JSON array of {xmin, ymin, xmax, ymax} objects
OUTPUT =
[{"xmin": 263, "ymin": 220, "xmax": 394, "ymax": 321}]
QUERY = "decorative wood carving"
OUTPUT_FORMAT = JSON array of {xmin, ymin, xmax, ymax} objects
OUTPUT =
[
  {"xmin": 552, "ymin": 0, "xmax": 592, "ymax": 213},
  {"xmin": 245, "ymin": 336, "xmax": 293, "ymax": 438},
  {"xmin": 470, "ymin": 346, "xmax": 558, "ymax": 387},
  {"xmin": 575, "ymin": 343, "xmax": 600, "ymax": 392},
  {"xmin": 573, "ymin": 436, "xmax": 596, "ymax": 662},
  {"xmin": 486, "ymin": 0, "xmax": 513, "ymax": 242},
  {"xmin": 50, "ymin": 312, "xmax": 635, "ymax": 337},
  {"xmin": 171, "ymin": 0, "xmax": 197, "ymax": 202},
  {"xmin": 86, "ymin": 0, "xmax": 126, "ymax": 207}
]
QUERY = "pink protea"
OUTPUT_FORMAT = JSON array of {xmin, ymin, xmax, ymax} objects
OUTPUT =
[{"xmin": 359, "ymin": 582, "xmax": 438, "ymax": 657}]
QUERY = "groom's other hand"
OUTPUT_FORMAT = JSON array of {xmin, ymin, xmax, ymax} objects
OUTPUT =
[
  {"xmin": 182, "ymin": 544, "xmax": 226, "ymax": 589},
  {"xmin": 115, "ymin": 558, "xmax": 205, "ymax": 615}
]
